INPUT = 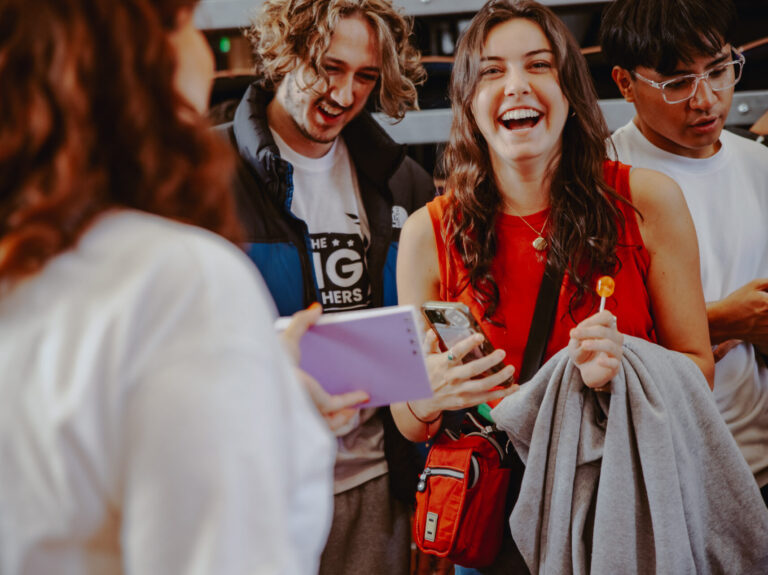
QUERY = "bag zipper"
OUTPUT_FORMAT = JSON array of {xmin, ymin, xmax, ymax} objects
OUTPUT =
[
  {"xmin": 417, "ymin": 467, "xmax": 464, "ymax": 492},
  {"xmin": 417, "ymin": 454, "xmax": 483, "ymax": 492},
  {"xmin": 419, "ymin": 413, "xmax": 507, "ymax": 494}
]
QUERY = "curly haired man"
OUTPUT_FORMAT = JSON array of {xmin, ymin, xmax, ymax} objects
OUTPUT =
[{"xmin": 220, "ymin": 1, "xmax": 435, "ymax": 573}]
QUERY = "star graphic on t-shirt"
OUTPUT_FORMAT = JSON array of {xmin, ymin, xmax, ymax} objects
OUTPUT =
[
  {"xmin": 347, "ymin": 239, "xmax": 355, "ymax": 247},
  {"xmin": 331, "ymin": 238, "xmax": 340, "ymax": 247}
]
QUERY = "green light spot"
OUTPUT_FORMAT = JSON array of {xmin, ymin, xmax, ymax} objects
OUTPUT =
[{"xmin": 219, "ymin": 36, "xmax": 231, "ymax": 54}]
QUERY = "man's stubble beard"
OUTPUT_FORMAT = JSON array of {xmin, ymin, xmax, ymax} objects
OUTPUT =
[{"xmin": 284, "ymin": 81, "xmax": 339, "ymax": 146}]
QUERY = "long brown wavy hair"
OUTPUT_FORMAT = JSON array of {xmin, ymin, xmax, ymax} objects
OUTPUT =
[
  {"xmin": 442, "ymin": 0, "xmax": 627, "ymax": 322},
  {"xmin": 0, "ymin": 0, "xmax": 242, "ymax": 282},
  {"xmin": 246, "ymin": 0, "xmax": 426, "ymax": 120}
]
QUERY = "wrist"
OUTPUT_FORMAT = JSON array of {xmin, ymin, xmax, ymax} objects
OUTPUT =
[
  {"xmin": 707, "ymin": 299, "xmax": 748, "ymax": 344},
  {"xmin": 407, "ymin": 401, "xmax": 443, "ymax": 441},
  {"xmin": 707, "ymin": 301, "xmax": 731, "ymax": 343},
  {"xmin": 405, "ymin": 401, "xmax": 443, "ymax": 424},
  {"xmin": 406, "ymin": 401, "xmax": 442, "ymax": 424}
]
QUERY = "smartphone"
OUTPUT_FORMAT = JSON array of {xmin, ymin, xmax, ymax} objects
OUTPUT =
[{"xmin": 421, "ymin": 301, "xmax": 514, "ymax": 387}]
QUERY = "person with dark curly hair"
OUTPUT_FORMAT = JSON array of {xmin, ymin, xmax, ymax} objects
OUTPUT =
[
  {"xmin": 393, "ymin": 2, "xmax": 714, "ymax": 569},
  {"xmin": 219, "ymin": 1, "xmax": 435, "ymax": 573},
  {"xmin": 0, "ymin": 0, "xmax": 338, "ymax": 572}
]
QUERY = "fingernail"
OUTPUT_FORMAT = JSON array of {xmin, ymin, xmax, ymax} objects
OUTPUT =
[{"xmin": 308, "ymin": 302, "xmax": 322, "ymax": 311}]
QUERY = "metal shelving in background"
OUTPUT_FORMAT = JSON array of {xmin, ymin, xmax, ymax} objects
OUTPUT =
[
  {"xmin": 195, "ymin": 0, "xmax": 611, "ymax": 29},
  {"xmin": 198, "ymin": 0, "xmax": 768, "ymax": 146}
]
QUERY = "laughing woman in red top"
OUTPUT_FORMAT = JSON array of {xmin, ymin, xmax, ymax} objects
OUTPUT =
[{"xmin": 391, "ymin": 0, "xmax": 714, "ymax": 444}]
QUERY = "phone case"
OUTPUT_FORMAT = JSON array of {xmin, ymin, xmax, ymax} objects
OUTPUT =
[{"xmin": 421, "ymin": 301, "xmax": 513, "ymax": 386}]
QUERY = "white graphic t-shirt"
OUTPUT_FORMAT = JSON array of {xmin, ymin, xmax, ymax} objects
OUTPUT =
[
  {"xmin": 271, "ymin": 129, "xmax": 387, "ymax": 494},
  {"xmin": 271, "ymin": 129, "xmax": 372, "ymax": 312},
  {"xmin": 611, "ymin": 121, "xmax": 768, "ymax": 488}
]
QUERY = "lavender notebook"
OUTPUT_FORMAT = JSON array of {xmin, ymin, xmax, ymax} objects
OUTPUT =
[{"xmin": 274, "ymin": 305, "xmax": 433, "ymax": 407}]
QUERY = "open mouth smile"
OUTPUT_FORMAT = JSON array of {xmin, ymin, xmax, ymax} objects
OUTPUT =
[
  {"xmin": 498, "ymin": 108, "xmax": 542, "ymax": 130},
  {"xmin": 317, "ymin": 101, "xmax": 346, "ymax": 120}
]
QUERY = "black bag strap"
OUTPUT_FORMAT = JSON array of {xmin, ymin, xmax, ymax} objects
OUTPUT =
[
  {"xmin": 442, "ymin": 258, "xmax": 564, "ymax": 433},
  {"xmin": 517, "ymin": 258, "xmax": 564, "ymax": 383}
]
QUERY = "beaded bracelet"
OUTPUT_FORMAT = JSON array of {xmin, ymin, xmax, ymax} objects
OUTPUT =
[{"xmin": 407, "ymin": 401, "xmax": 442, "ymax": 440}]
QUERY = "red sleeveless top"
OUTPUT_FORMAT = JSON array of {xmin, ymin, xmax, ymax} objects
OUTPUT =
[{"xmin": 426, "ymin": 161, "xmax": 656, "ymax": 375}]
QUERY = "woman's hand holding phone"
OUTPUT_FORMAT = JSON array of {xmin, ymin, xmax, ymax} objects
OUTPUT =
[{"xmin": 406, "ymin": 329, "xmax": 518, "ymax": 423}]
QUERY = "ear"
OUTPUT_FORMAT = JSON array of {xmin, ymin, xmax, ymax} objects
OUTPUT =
[{"xmin": 611, "ymin": 66, "xmax": 635, "ymax": 103}]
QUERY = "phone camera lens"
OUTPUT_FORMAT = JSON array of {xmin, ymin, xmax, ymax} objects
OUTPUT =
[{"xmin": 426, "ymin": 309, "xmax": 445, "ymax": 324}]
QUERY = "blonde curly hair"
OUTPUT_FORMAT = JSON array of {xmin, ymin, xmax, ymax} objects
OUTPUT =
[{"xmin": 246, "ymin": 0, "xmax": 425, "ymax": 120}]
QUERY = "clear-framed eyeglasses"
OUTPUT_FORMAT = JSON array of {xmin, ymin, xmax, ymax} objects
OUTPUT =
[{"xmin": 632, "ymin": 50, "xmax": 746, "ymax": 104}]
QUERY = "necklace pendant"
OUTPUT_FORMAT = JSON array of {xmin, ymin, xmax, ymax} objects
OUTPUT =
[{"xmin": 532, "ymin": 236, "xmax": 548, "ymax": 251}]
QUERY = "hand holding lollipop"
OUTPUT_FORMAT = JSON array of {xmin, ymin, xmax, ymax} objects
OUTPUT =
[{"xmin": 567, "ymin": 275, "xmax": 623, "ymax": 389}]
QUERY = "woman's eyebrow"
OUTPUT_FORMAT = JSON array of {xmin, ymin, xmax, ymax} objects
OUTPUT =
[{"xmin": 480, "ymin": 49, "xmax": 553, "ymax": 62}]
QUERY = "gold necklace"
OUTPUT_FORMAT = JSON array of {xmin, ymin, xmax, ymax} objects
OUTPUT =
[{"xmin": 514, "ymin": 212, "xmax": 550, "ymax": 251}]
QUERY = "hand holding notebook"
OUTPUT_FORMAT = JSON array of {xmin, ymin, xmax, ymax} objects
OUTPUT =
[{"xmin": 274, "ymin": 305, "xmax": 433, "ymax": 408}]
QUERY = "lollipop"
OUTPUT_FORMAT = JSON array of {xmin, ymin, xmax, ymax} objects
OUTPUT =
[{"xmin": 596, "ymin": 275, "xmax": 615, "ymax": 312}]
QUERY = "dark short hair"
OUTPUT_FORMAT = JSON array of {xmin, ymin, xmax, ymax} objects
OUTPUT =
[{"xmin": 599, "ymin": 0, "xmax": 735, "ymax": 74}]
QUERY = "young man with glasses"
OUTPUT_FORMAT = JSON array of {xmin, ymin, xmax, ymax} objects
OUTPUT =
[{"xmin": 601, "ymin": 0, "xmax": 768, "ymax": 506}]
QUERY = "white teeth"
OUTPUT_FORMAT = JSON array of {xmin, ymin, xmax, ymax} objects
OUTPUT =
[
  {"xmin": 319, "ymin": 103, "xmax": 342, "ymax": 117},
  {"xmin": 500, "ymin": 108, "xmax": 541, "ymax": 121}
]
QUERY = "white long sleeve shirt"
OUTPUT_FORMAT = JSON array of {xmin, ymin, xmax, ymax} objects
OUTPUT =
[{"xmin": 0, "ymin": 210, "xmax": 335, "ymax": 574}]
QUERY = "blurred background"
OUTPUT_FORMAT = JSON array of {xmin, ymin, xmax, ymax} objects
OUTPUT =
[{"xmin": 197, "ymin": 0, "xmax": 768, "ymax": 176}]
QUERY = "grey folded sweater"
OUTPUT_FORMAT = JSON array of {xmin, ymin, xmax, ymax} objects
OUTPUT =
[{"xmin": 491, "ymin": 335, "xmax": 768, "ymax": 575}]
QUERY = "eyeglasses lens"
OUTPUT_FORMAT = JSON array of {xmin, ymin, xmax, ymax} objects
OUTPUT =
[{"xmin": 663, "ymin": 59, "xmax": 743, "ymax": 104}]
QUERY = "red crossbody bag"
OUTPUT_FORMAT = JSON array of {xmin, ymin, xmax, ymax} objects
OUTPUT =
[{"xmin": 413, "ymin": 261, "xmax": 563, "ymax": 568}]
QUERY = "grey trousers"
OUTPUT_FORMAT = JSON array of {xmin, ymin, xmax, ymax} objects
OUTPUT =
[{"xmin": 319, "ymin": 474, "xmax": 411, "ymax": 575}]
